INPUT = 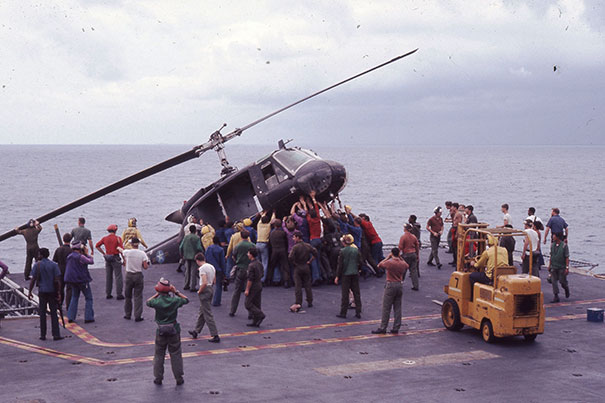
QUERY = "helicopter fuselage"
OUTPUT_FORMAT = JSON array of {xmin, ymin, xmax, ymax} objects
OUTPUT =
[{"xmin": 147, "ymin": 144, "xmax": 346, "ymax": 264}]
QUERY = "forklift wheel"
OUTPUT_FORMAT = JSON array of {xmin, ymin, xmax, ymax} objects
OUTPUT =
[
  {"xmin": 481, "ymin": 319, "xmax": 495, "ymax": 343},
  {"xmin": 524, "ymin": 334, "xmax": 537, "ymax": 342},
  {"xmin": 441, "ymin": 298, "xmax": 463, "ymax": 331}
]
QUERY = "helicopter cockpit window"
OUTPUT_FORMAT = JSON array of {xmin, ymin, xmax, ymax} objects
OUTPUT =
[
  {"xmin": 261, "ymin": 161, "xmax": 288, "ymax": 189},
  {"xmin": 273, "ymin": 149, "xmax": 316, "ymax": 174}
]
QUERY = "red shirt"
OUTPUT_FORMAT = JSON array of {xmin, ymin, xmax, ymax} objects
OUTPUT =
[
  {"xmin": 360, "ymin": 220, "xmax": 382, "ymax": 244},
  {"xmin": 96, "ymin": 234, "xmax": 123, "ymax": 255},
  {"xmin": 398, "ymin": 232, "xmax": 419, "ymax": 254},
  {"xmin": 307, "ymin": 204, "xmax": 322, "ymax": 240},
  {"xmin": 378, "ymin": 257, "xmax": 408, "ymax": 282}
]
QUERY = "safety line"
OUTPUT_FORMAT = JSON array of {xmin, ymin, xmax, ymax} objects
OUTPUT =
[{"xmin": 0, "ymin": 313, "xmax": 589, "ymax": 367}]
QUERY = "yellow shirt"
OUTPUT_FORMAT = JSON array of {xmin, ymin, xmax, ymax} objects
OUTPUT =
[
  {"xmin": 475, "ymin": 246, "xmax": 509, "ymax": 279},
  {"xmin": 122, "ymin": 227, "xmax": 147, "ymax": 249}
]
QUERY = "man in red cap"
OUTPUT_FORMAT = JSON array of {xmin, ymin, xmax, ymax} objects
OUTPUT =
[
  {"xmin": 96, "ymin": 224, "xmax": 125, "ymax": 300},
  {"xmin": 147, "ymin": 278, "xmax": 189, "ymax": 386}
]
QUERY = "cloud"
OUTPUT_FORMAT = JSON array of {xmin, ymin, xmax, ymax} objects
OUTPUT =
[{"xmin": 0, "ymin": 0, "xmax": 603, "ymax": 145}]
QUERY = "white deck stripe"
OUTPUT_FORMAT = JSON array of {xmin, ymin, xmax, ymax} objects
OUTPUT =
[{"xmin": 314, "ymin": 350, "xmax": 500, "ymax": 376}]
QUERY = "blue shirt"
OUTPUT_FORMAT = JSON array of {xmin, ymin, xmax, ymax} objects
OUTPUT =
[
  {"xmin": 205, "ymin": 244, "xmax": 226, "ymax": 274},
  {"xmin": 546, "ymin": 215, "xmax": 568, "ymax": 234},
  {"xmin": 244, "ymin": 226, "xmax": 258, "ymax": 244},
  {"xmin": 215, "ymin": 227, "xmax": 227, "ymax": 244},
  {"xmin": 31, "ymin": 258, "xmax": 61, "ymax": 293}
]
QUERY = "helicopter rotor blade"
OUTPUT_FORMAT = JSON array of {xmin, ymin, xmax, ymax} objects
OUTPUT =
[{"xmin": 0, "ymin": 49, "xmax": 418, "ymax": 242}]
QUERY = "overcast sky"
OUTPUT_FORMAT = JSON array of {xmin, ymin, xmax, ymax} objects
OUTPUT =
[{"xmin": 1, "ymin": 0, "xmax": 603, "ymax": 145}]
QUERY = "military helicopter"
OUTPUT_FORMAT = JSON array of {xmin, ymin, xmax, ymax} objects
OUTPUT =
[{"xmin": 0, "ymin": 49, "xmax": 418, "ymax": 264}]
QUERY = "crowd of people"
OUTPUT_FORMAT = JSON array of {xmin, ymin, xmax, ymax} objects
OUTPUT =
[{"xmin": 1, "ymin": 200, "xmax": 572, "ymax": 385}]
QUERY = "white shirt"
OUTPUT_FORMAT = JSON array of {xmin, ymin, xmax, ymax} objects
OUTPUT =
[
  {"xmin": 198, "ymin": 262, "xmax": 216, "ymax": 287},
  {"xmin": 503, "ymin": 213, "xmax": 512, "ymax": 226},
  {"xmin": 524, "ymin": 229, "xmax": 539, "ymax": 253},
  {"xmin": 123, "ymin": 249, "xmax": 150, "ymax": 273}
]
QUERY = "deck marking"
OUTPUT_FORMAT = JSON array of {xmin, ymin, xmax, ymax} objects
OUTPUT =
[
  {"xmin": 0, "ymin": 307, "xmax": 597, "ymax": 366},
  {"xmin": 314, "ymin": 350, "xmax": 500, "ymax": 376},
  {"xmin": 61, "ymin": 297, "xmax": 605, "ymax": 348}
]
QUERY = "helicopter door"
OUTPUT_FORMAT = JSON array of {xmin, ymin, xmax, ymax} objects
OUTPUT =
[{"xmin": 217, "ymin": 171, "xmax": 259, "ymax": 220}]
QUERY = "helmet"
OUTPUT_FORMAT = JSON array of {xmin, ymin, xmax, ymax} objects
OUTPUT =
[
  {"xmin": 201, "ymin": 225, "xmax": 211, "ymax": 235},
  {"xmin": 107, "ymin": 224, "xmax": 118, "ymax": 232},
  {"xmin": 243, "ymin": 218, "xmax": 253, "ymax": 227},
  {"xmin": 128, "ymin": 217, "xmax": 137, "ymax": 227}
]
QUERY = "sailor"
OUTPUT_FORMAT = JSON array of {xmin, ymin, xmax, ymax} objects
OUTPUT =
[
  {"xmin": 470, "ymin": 236, "xmax": 508, "ymax": 300},
  {"xmin": 0, "ymin": 258, "xmax": 8, "ymax": 280},
  {"xmin": 544, "ymin": 208, "xmax": 568, "ymax": 244},
  {"xmin": 52, "ymin": 233, "xmax": 73, "ymax": 309},
  {"xmin": 426, "ymin": 206, "xmax": 444, "ymax": 269},
  {"xmin": 14, "ymin": 218, "xmax": 42, "ymax": 280},
  {"xmin": 548, "ymin": 232, "xmax": 570, "ymax": 303},
  {"xmin": 372, "ymin": 248, "xmax": 408, "ymax": 334},
  {"xmin": 188, "ymin": 252, "xmax": 220, "ymax": 342},
  {"xmin": 205, "ymin": 236, "xmax": 226, "ymax": 307},
  {"xmin": 179, "ymin": 225, "xmax": 204, "ymax": 292},
  {"xmin": 146, "ymin": 278, "xmax": 188, "ymax": 386},
  {"xmin": 229, "ymin": 231, "xmax": 255, "ymax": 316},
  {"xmin": 335, "ymin": 234, "xmax": 362, "ymax": 319},
  {"xmin": 449, "ymin": 203, "xmax": 464, "ymax": 265},
  {"xmin": 255, "ymin": 211, "xmax": 273, "ymax": 283},
  {"xmin": 71, "ymin": 217, "xmax": 94, "ymax": 257},
  {"xmin": 267, "ymin": 219, "xmax": 290, "ymax": 287},
  {"xmin": 28, "ymin": 248, "xmax": 63, "ymax": 341},
  {"xmin": 289, "ymin": 231, "xmax": 317, "ymax": 309},
  {"xmin": 65, "ymin": 241, "xmax": 95, "ymax": 323},
  {"xmin": 122, "ymin": 217, "xmax": 148, "ymax": 249},
  {"xmin": 522, "ymin": 219, "xmax": 540, "ymax": 276},
  {"xmin": 501, "ymin": 204, "xmax": 512, "ymax": 227},
  {"xmin": 95, "ymin": 224, "xmax": 125, "ymax": 300},
  {"xmin": 120, "ymin": 237, "xmax": 149, "ymax": 321},
  {"xmin": 244, "ymin": 248, "xmax": 265, "ymax": 327},
  {"xmin": 399, "ymin": 223, "xmax": 420, "ymax": 291}
]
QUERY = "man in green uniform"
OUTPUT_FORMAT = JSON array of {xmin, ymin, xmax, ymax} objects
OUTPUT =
[
  {"xmin": 335, "ymin": 234, "xmax": 363, "ymax": 319},
  {"xmin": 289, "ymin": 231, "xmax": 317, "ymax": 309},
  {"xmin": 179, "ymin": 225, "xmax": 204, "ymax": 291},
  {"xmin": 229, "ymin": 231, "xmax": 255, "ymax": 316},
  {"xmin": 549, "ymin": 232, "xmax": 570, "ymax": 303},
  {"xmin": 146, "ymin": 278, "xmax": 189, "ymax": 386},
  {"xmin": 244, "ymin": 248, "xmax": 265, "ymax": 327}
]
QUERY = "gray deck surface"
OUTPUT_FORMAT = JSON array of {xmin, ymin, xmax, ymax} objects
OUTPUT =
[{"xmin": 2, "ymin": 248, "xmax": 604, "ymax": 403}]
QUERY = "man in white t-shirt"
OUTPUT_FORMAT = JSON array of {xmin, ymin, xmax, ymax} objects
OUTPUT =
[
  {"xmin": 121, "ymin": 237, "xmax": 150, "ymax": 321},
  {"xmin": 501, "ymin": 204, "xmax": 512, "ymax": 227},
  {"xmin": 522, "ymin": 220, "xmax": 540, "ymax": 276},
  {"xmin": 188, "ymin": 252, "xmax": 220, "ymax": 343}
]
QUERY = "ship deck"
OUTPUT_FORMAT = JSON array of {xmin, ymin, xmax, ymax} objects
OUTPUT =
[{"xmin": 2, "ymin": 248, "xmax": 604, "ymax": 402}]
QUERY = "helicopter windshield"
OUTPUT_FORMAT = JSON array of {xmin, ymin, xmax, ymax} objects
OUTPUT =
[{"xmin": 272, "ymin": 149, "xmax": 317, "ymax": 174}]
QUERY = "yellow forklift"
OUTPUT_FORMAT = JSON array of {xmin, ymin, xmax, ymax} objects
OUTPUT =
[{"xmin": 441, "ymin": 223, "xmax": 544, "ymax": 342}]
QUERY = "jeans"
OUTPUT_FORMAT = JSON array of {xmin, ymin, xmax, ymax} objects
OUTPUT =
[
  {"xmin": 256, "ymin": 242, "xmax": 269, "ymax": 282},
  {"xmin": 104, "ymin": 254, "xmax": 123, "ymax": 297},
  {"xmin": 310, "ymin": 239, "xmax": 322, "ymax": 282},
  {"xmin": 371, "ymin": 242, "xmax": 385, "ymax": 266},
  {"xmin": 212, "ymin": 271, "xmax": 224, "ymax": 306},
  {"xmin": 67, "ymin": 282, "xmax": 94, "ymax": 322}
]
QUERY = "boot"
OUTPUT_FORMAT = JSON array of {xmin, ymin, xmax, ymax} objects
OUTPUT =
[
  {"xmin": 563, "ymin": 286, "xmax": 570, "ymax": 298},
  {"xmin": 551, "ymin": 294, "xmax": 560, "ymax": 303}
]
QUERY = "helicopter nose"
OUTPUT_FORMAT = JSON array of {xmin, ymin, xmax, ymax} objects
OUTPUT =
[{"xmin": 294, "ymin": 160, "xmax": 347, "ymax": 196}]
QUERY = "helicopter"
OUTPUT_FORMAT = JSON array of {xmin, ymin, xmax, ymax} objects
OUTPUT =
[
  {"xmin": 0, "ymin": 49, "xmax": 418, "ymax": 263},
  {"xmin": 148, "ymin": 138, "xmax": 347, "ymax": 264}
]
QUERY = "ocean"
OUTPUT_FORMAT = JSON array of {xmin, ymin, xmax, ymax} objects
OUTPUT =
[{"xmin": 0, "ymin": 144, "xmax": 602, "ymax": 274}]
